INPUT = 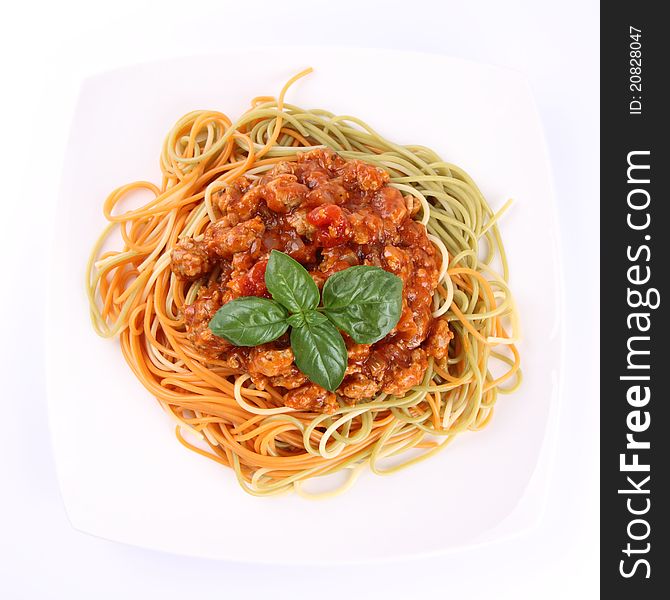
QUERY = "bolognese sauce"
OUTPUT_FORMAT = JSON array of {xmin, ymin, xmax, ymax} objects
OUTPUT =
[{"xmin": 171, "ymin": 149, "xmax": 453, "ymax": 412}]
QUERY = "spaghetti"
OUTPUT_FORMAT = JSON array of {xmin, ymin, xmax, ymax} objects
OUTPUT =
[{"xmin": 86, "ymin": 69, "xmax": 521, "ymax": 496}]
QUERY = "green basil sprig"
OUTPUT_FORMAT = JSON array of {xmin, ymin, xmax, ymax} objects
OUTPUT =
[
  {"xmin": 291, "ymin": 318, "xmax": 348, "ymax": 393},
  {"xmin": 208, "ymin": 250, "xmax": 403, "ymax": 392},
  {"xmin": 321, "ymin": 265, "xmax": 403, "ymax": 344},
  {"xmin": 265, "ymin": 250, "xmax": 320, "ymax": 312},
  {"xmin": 208, "ymin": 297, "xmax": 288, "ymax": 346}
]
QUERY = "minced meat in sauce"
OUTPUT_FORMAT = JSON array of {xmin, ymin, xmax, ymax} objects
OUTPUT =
[{"xmin": 171, "ymin": 149, "xmax": 453, "ymax": 412}]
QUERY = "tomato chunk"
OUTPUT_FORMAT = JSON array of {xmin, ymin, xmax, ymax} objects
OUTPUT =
[
  {"xmin": 307, "ymin": 204, "xmax": 351, "ymax": 247},
  {"xmin": 239, "ymin": 259, "xmax": 268, "ymax": 296},
  {"xmin": 307, "ymin": 204, "xmax": 343, "ymax": 226}
]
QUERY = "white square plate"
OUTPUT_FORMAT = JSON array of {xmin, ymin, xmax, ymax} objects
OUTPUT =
[{"xmin": 47, "ymin": 48, "xmax": 562, "ymax": 564}]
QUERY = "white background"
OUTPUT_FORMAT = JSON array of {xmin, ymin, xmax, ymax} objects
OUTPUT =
[{"xmin": 0, "ymin": 1, "xmax": 599, "ymax": 598}]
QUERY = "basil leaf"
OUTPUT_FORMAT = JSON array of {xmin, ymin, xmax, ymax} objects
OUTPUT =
[
  {"xmin": 322, "ymin": 266, "xmax": 403, "ymax": 344},
  {"xmin": 265, "ymin": 250, "xmax": 319, "ymax": 313},
  {"xmin": 287, "ymin": 310, "xmax": 327, "ymax": 328},
  {"xmin": 304, "ymin": 310, "xmax": 328, "ymax": 325},
  {"xmin": 290, "ymin": 319, "xmax": 347, "ymax": 392},
  {"xmin": 286, "ymin": 312, "xmax": 306, "ymax": 328},
  {"xmin": 209, "ymin": 297, "xmax": 288, "ymax": 346}
]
